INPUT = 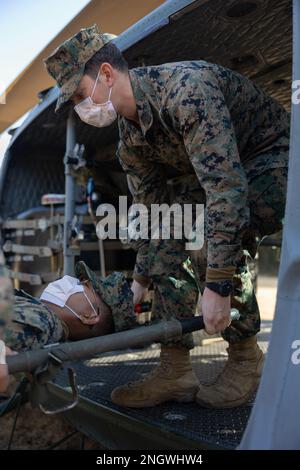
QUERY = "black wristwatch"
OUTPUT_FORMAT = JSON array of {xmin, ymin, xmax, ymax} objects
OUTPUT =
[{"xmin": 206, "ymin": 280, "xmax": 233, "ymax": 297}]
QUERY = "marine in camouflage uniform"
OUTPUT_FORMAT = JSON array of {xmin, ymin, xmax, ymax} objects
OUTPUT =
[
  {"xmin": 117, "ymin": 61, "xmax": 289, "ymax": 349},
  {"xmin": 2, "ymin": 260, "xmax": 137, "ymax": 352},
  {"xmin": 0, "ymin": 252, "xmax": 137, "ymax": 396},
  {"xmin": 116, "ymin": 62, "xmax": 288, "ymax": 408},
  {"xmin": 43, "ymin": 25, "xmax": 289, "ymax": 408}
]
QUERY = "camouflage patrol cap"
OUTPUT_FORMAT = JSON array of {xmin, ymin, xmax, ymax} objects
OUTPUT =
[
  {"xmin": 74, "ymin": 261, "xmax": 136, "ymax": 332},
  {"xmin": 43, "ymin": 24, "xmax": 117, "ymax": 114}
]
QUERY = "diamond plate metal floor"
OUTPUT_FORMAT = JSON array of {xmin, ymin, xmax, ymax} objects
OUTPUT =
[{"xmin": 51, "ymin": 323, "xmax": 270, "ymax": 450}]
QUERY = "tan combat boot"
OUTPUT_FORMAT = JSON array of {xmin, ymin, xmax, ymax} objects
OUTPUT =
[
  {"xmin": 111, "ymin": 345, "xmax": 199, "ymax": 408},
  {"xmin": 196, "ymin": 336, "xmax": 264, "ymax": 408}
]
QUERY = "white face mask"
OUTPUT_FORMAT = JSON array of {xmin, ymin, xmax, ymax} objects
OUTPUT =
[
  {"xmin": 74, "ymin": 69, "xmax": 117, "ymax": 127},
  {"xmin": 40, "ymin": 275, "xmax": 98, "ymax": 321}
]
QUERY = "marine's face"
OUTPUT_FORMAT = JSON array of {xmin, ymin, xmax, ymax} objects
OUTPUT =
[
  {"xmin": 71, "ymin": 63, "xmax": 138, "ymax": 124},
  {"xmin": 72, "ymin": 74, "xmax": 101, "ymax": 105},
  {"xmin": 72, "ymin": 62, "xmax": 115, "ymax": 106}
]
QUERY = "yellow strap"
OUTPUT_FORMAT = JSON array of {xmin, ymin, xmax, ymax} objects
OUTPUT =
[
  {"xmin": 133, "ymin": 273, "xmax": 151, "ymax": 288},
  {"xmin": 206, "ymin": 266, "xmax": 236, "ymax": 282}
]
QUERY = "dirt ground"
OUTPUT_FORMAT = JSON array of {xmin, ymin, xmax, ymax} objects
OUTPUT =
[
  {"xmin": 0, "ymin": 403, "xmax": 89, "ymax": 450},
  {"xmin": 0, "ymin": 275, "xmax": 278, "ymax": 450}
]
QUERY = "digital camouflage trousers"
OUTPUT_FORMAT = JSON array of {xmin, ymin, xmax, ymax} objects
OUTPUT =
[{"xmin": 147, "ymin": 162, "xmax": 288, "ymax": 350}]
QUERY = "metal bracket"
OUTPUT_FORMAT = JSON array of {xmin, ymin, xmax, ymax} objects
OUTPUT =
[
  {"xmin": 63, "ymin": 143, "xmax": 86, "ymax": 170},
  {"xmin": 30, "ymin": 351, "xmax": 79, "ymax": 415}
]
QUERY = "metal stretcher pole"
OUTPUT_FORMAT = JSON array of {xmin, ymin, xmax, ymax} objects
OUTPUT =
[
  {"xmin": 63, "ymin": 111, "xmax": 76, "ymax": 275},
  {"xmin": 7, "ymin": 309, "xmax": 240, "ymax": 375}
]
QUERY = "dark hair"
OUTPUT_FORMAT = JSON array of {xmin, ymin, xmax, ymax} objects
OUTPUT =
[{"xmin": 84, "ymin": 42, "xmax": 128, "ymax": 78}]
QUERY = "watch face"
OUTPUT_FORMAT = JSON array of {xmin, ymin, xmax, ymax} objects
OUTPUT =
[
  {"xmin": 207, "ymin": 281, "xmax": 233, "ymax": 296},
  {"xmin": 223, "ymin": 285, "xmax": 232, "ymax": 296},
  {"xmin": 221, "ymin": 281, "xmax": 233, "ymax": 296}
]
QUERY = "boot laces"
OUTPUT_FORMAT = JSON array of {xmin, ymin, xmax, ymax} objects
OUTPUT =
[
  {"xmin": 126, "ymin": 357, "xmax": 171, "ymax": 389},
  {"xmin": 213, "ymin": 349, "xmax": 258, "ymax": 386}
]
